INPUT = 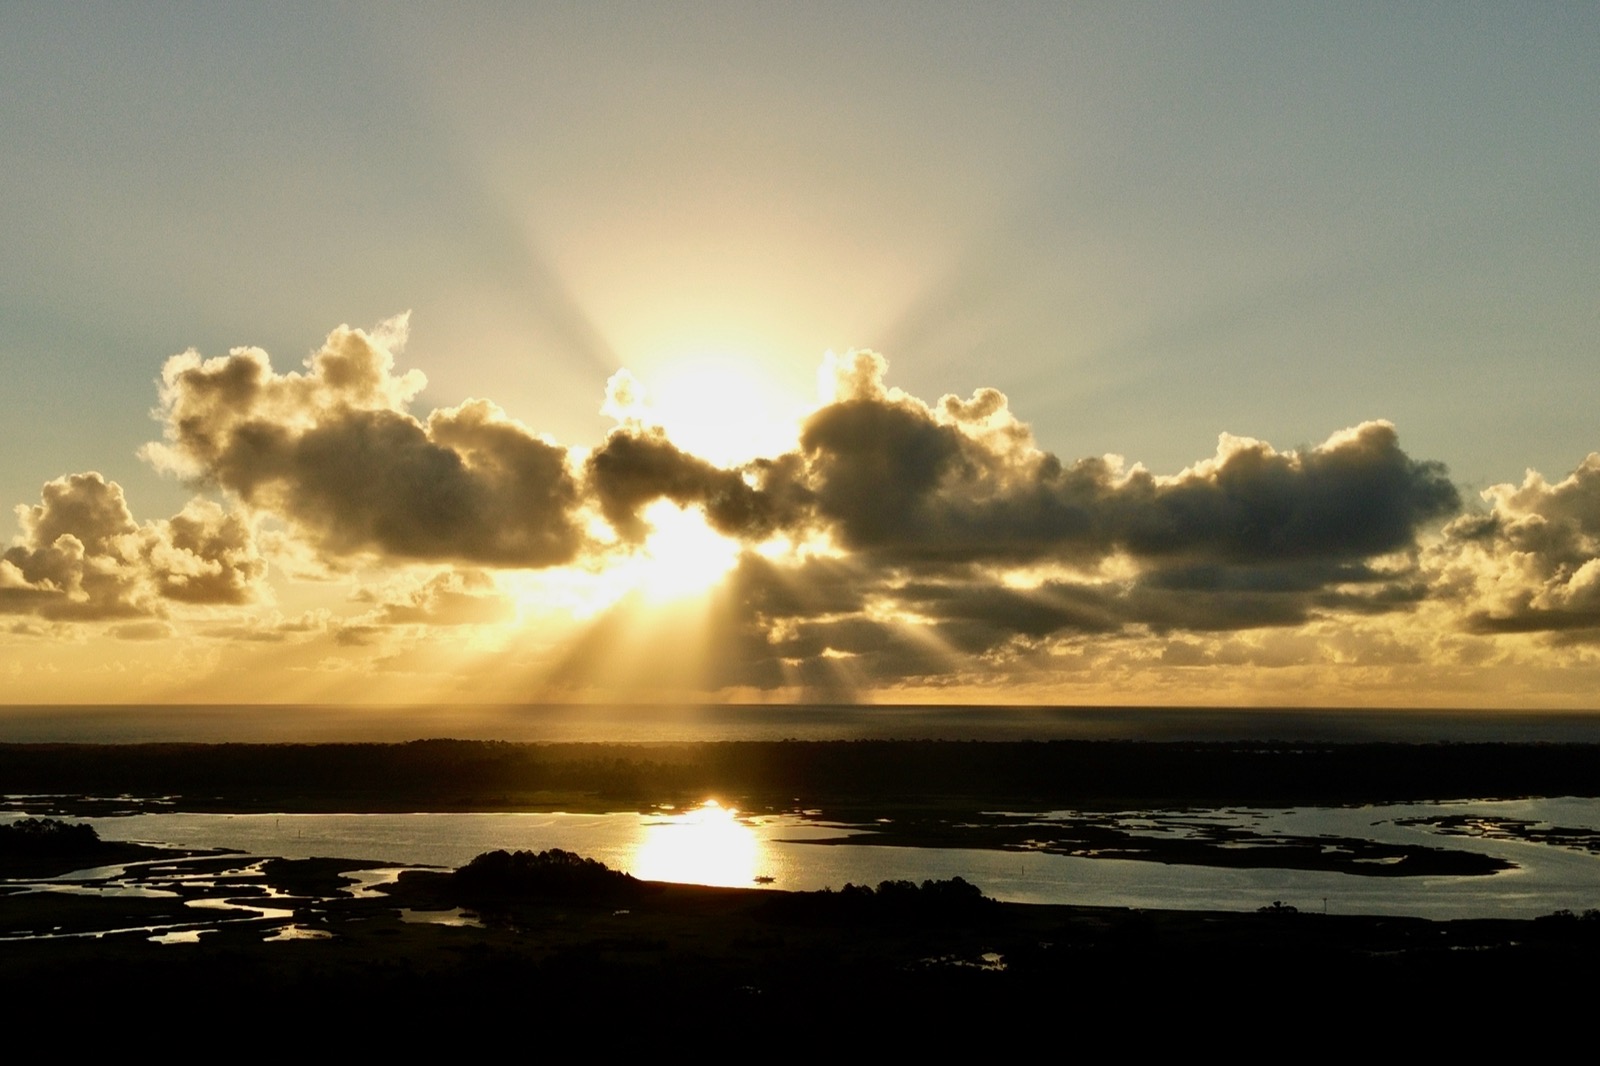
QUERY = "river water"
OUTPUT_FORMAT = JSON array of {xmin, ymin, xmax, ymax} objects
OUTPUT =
[{"xmin": 69, "ymin": 795, "xmax": 1600, "ymax": 921}]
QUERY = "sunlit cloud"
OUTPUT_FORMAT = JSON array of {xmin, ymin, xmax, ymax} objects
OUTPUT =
[
  {"xmin": 144, "ymin": 315, "xmax": 586, "ymax": 568},
  {"xmin": 1436, "ymin": 454, "xmax": 1600, "ymax": 638},
  {"xmin": 2, "ymin": 472, "xmax": 267, "ymax": 622},
  {"xmin": 8, "ymin": 312, "xmax": 1600, "ymax": 705}
]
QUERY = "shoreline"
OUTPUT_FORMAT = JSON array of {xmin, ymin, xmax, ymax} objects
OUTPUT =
[{"xmin": 3, "ymin": 848, "xmax": 1597, "ymax": 1026}]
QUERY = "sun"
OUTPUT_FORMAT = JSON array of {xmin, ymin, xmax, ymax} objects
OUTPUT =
[
  {"xmin": 504, "ymin": 351, "xmax": 809, "ymax": 624},
  {"xmin": 625, "ymin": 499, "xmax": 742, "ymax": 603},
  {"xmin": 629, "ymin": 800, "xmax": 763, "ymax": 887},
  {"xmin": 608, "ymin": 350, "xmax": 809, "ymax": 467},
  {"xmin": 516, "ymin": 499, "xmax": 739, "ymax": 620}
]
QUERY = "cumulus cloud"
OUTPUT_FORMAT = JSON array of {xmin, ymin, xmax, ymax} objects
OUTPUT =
[
  {"xmin": 799, "ymin": 352, "xmax": 1459, "ymax": 568},
  {"xmin": 2, "ymin": 473, "xmax": 266, "ymax": 621},
  {"xmin": 1441, "ymin": 454, "xmax": 1600, "ymax": 636},
  {"xmin": 585, "ymin": 366, "xmax": 813, "ymax": 543},
  {"xmin": 145, "ymin": 316, "xmax": 584, "ymax": 567},
  {"xmin": 586, "ymin": 427, "xmax": 810, "ymax": 543},
  {"xmin": 25, "ymin": 314, "xmax": 1548, "ymax": 696},
  {"xmin": 146, "ymin": 499, "xmax": 265, "ymax": 605},
  {"xmin": 559, "ymin": 350, "xmax": 1468, "ymax": 688},
  {"xmin": 585, "ymin": 350, "xmax": 1458, "ymax": 585}
]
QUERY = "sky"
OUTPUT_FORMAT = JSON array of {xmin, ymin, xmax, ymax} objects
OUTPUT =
[{"xmin": 3, "ymin": 2, "xmax": 1599, "ymax": 708}]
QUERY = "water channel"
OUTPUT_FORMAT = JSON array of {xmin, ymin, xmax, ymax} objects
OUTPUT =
[{"xmin": 18, "ymin": 795, "xmax": 1594, "ymax": 925}]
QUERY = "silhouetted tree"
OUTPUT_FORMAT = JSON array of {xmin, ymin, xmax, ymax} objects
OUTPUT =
[
  {"xmin": 452, "ymin": 848, "xmax": 639, "ymax": 904},
  {"xmin": 0, "ymin": 818, "xmax": 102, "ymax": 856}
]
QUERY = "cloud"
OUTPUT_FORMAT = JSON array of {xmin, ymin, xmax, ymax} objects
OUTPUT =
[
  {"xmin": 23, "ymin": 315, "xmax": 1552, "ymax": 698},
  {"xmin": 110, "ymin": 620, "xmax": 174, "ymax": 641},
  {"xmin": 799, "ymin": 352, "xmax": 1460, "ymax": 569},
  {"xmin": 547, "ymin": 350, "xmax": 1469, "ymax": 691},
  {"xmin": 199, "ymin": 610, "xmax": 329, "ymax": 643},
  {"xmin": 145, "ymin": 315, "xmax": 584, "ymax": 567},
  {"xmin": 304, "ymin": 571, "xmax": 519, "ymax": 652},
  {"xmin": 365, "ymin": 570, "xmax": 516, "ymax": 627},
  {"xmin": 586, "ymin": 426, "xmax": 810, "ymax": 543},
  {"xmin": 2, "ymin": 472, "xmax": 266, "ymax": 621},
  {"xmin": 584, "ymin": 350, "xmax": 1458, "ymax": 584},
  {"xmin": 1442, "ymin": 454, "xmax": 1600, "ymax": 636},
  {"xmin": 146, "ymin": 499, "xmax": 266, "ymax": 605},
  {"xmin": 334, "ymin": 624, "xmax": 383, "ymax": 648},
  {"xmin": 137, "ymin": 324, "xmax": 1461, "ymax": 652}
]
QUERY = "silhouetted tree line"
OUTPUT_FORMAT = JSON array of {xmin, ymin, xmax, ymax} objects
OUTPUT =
[
  {"xmin": 1536, "ymin": 908, "xmax": 1600, "ymax": 923},
  {"xmin": 2, "ymin": 738, "xmax": 1597, "ymax": 810},
  {"xmin": 760, "ymin": 876, "xmax": 992, "ymax": 925},
  {"xmin": 838, "ymin": 876, "xmax": 987, "ymax": 909},
  {"xmin": 0, "ymin": 817, "xmax": 101, "ymax": 856},
  {"xmin": 452, "ymin": 847, "xmax": 640, "ymax": 904}
]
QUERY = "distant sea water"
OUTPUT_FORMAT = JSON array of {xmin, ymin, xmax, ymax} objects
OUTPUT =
[{"xmin": 2, "ymin": 703, "xmax": 1599, "ymax": 744}]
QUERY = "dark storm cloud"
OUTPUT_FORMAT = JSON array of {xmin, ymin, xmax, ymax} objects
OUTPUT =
[
  {"xmin": 1, "ymin": 472, "xmax": 266, "ymax": 621},
  {"xmin": 146, "ymin": 318, "xmax": 584, "ymax": 567}
]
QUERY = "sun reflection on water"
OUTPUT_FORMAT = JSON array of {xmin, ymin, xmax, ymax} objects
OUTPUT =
[{"xmin": 628, "ymin": 800, "xmax": 764, "ymax": 888}]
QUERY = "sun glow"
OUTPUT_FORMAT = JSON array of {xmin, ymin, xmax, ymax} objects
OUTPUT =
[
  {"xmin": 509, "ymin": 500, "xmax": 742, "ymax": 625},
  {"xmin": 629, "ymin": 800, "xmax": 765, "ymax": 887},
  {"xmin": 626, "ymin": 500, "xmax": 742, "ymax": 603},
  {"xmin": 608, "ymin": 350, "xmax": 809, "ymax": 467}
]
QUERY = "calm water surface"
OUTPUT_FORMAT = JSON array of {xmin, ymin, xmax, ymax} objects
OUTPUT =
[{"xmin": 79, "ymin": 796, "xmax": 1600, "ymax": 920}]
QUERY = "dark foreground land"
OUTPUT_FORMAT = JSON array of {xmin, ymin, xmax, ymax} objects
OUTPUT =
[
  {"xmin": 4, "ymin": 846, "xmax": 1599, "ymax": 1035},
  {"xmin": 4, "ymin": 739, "xmax": 1599, "ymax": 1035}
]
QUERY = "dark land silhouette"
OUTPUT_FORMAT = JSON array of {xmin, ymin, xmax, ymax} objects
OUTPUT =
[
  {"xmin": 3, "ymin": 739, "xmax": 1598, "ymax": 1033},
  {"xmin": 3, "ymin": 841, "xmax": 1597, "ymax": 1034},
  {"xmin": 6, "ymin": 738, "xmax": 1599, "ymax": 816}
]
